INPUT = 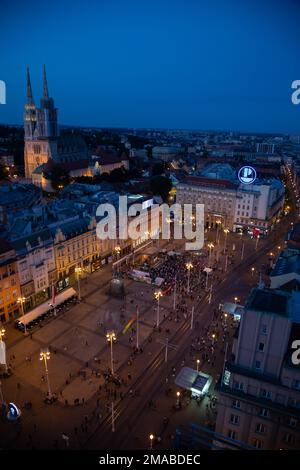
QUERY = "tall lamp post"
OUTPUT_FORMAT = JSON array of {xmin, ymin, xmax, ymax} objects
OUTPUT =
[
  {"xmin": 207, "ymin": 243, "xmax": 214, "ymax": 267},
  {"xmin": 255, "ymin": 235, "xmax": 260, "ymax": 251},
  {"xmin": 239, "ymin": 232, "xmax": 245, "ymax": 260},
  {"xmin": 216, "ymin": 219, "xmax": 221, "ymax": 244},
  {"xmin": 223, "ymin": 229, "xmax": 229, "ymax": 254},
  {"xmin": 17, "ymin": 296, "xmax": 27, "ymax": 335},
  {"xmin": 186, "ymin": 262, "xmax": 193, "ymax": 293},
  {"xmin": 40, "ymin": 348, "xmax": 52, "ymax": 399},
  {"xmin": 154, "ymin": 290, "xmax": 163, "ymax": 328},
  {"xmin": 0, "ymin": 327, "xmax": 7, "ymax": 373},
  {"xmin": 75, "ymin": 266, "xmax": 82, "ymax": 301},
  {"xmin": 114, "ymin": 246, "xmax": 121, "ymax": 272},
  {"xmin": 106, "ymin": 331, "xmax": 116, "ymax": 375}
]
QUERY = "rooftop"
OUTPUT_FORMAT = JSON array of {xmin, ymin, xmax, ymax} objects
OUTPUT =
[{"xmin": 245, "ymin": 287, "xmax": 289, "ymax": 317}]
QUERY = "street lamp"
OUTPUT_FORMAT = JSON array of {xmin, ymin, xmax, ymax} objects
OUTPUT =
[
  {"xmin": 0, "ymin": 327, "xmax": 7, "ymax": 373},
  {"xmin": 234, "ymin": 296, "xmax": 238, "ymax": 304},
  {"xmin": 212, "ymin": 333, "xmax": 216, "ymax": 346},
  {"xmin": 114, "ymin": 246, "xmax": 121, "ymax": 272},
  {"xmin": 154, "ymin": 290, "xmax": 163, "ymax": 328},
  {"xmin": 255, "ymin": 235, "xmax": 260, "ymax": 250},
  {"xmin": 0, "ymin": 327, "xmax": 5, "ymax": 342},
  {"xmin": 149, "ymin": 433, "xmax": 154, "ymax": 449},
  {"xmin": 186, "ymin": 262, "xmax": 193, "ymax": 293},
  {"xmin": 196, "ymin": 359, "xmax": 200, "ymax": 373},
  {"xmin": 251, "ymin": 267, "xmax": 255, "ymax": 277},
  {"xmin": 207, "ymin": 243, "xmax": 214, "ymax": 267},
  {"xmin": 216, "ymin": 219, "xmax": 222, "ymax": 244},
  {"xmin": 176, "ymin": 391, "xmax": 181, "ymax": 407},
  {"xmin": 17, "ymin": 296, "xmax": 27, "ymax": 335},
  {"xmin": 106, "ymin": 331, "xmax": 116, "ymax": 375},
  {"xmin": 75, "ymin": 266, "xmax": 82, "ymax": 301},
  {"xmin": 40, "ymin": 348, "xmax": 52, "ymax": 399},
  {"xmin": 223, "ymin": 229, "xmax": 229, "ymax": 254},
  {"xmin": 239, "ymin": 232, "xmax": 245, "ymax": 260}
]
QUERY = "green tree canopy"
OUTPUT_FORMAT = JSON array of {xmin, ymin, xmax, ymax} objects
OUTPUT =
[
  {"xmin": 48, "ymin": 164, "xmax": 70, "ymax": 191},
  {"xmin": 150, "ymin": 175, "xmax": 172, "ymax": 202}
]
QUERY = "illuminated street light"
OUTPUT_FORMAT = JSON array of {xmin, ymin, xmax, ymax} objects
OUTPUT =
[
  {"xmin": 215, "ymin": 219, "xmax": 222, "ymax": 244},
  {"xmin": 176, "ymin": 391, "xmax": 181, "ymax": 407},
  {"xmin": 251, "ymin": 267, "xmax": 255, "ymax": 277},
  {"xmin": 40, "ymin": 348, "xmax": 52, "ymax": 399},
  {"xmin": 0, "ymin": 326, "xmax": 7, "ymax": 373},
  {"xmin": 106, "ymin": 331, "xmax": 116, "ymax": 375},
  {"xmin": 149, "ymin": 433, "xmax": 154, "ymax": 449},
  {"xmin": 223, "ymin": 228, "xmax": 229, "ymax": 254},
  {"xmin": 0, "ymin": 327, "xmax": 5, "ymax": 342},
  {"xmin": 239, "ymin": 232, "xmax": 245, "ymax": 260},
  {"xmin": 186, "ymin": 262, "xmax": 193, "ymax": 293},
  {"xmin": 75, "ymin": 266, "xmax": 82, "ymax": 300},
  {"xmin": 154, "ymin": 290, "xmax": 163, "ymax": 328},
  {"xmin": 196, "ymin": 359, "xmax": 200, "ymax": 373},
  {"xmin": 207, "ymin": 243, "xmax": 214, "ymax": 267},
  {"xmin": 114, "ymin": 246, "xmax": 121, "ymax": 272},
  {"xmin": 17, "ymin": 296, "xmax": 27, "ymax": 335},
  {"xmin": 255, "ymin": 235, "xmax": 260, "ymax": 250}
]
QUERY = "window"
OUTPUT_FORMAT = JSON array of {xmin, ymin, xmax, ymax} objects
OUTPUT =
[
  {"xmin": 259, "ymin": 408, "xmax": 269, "ymax": 418},
  {"xmin": 258, "ymin": 342, "xmax": 265, "ymax": 352},
  {"xmin": 233, "ymin": 381, "xmax": 244, "ymax": 391},
  {"xmin": 283, "ymin": 433, "xmax": 295, "ymax": 445},
  {"xmin": 255, "ymin": 423, "xmax": 266, "ymax": 434},
  {"xmin": 232, "ymin": 399, "xmax": 241, "ymax": 409},
  {"xmin": 293, "ymin": 379, "xmax": 300, "ymax": 391},
  {"xmin": 228, "ymin": 430, "xmax": 237, "ymax": 440},
  {"xmin": 255, "ymin": 360, "xmax": 261, "ymax": 370},
  {"xmin": 261, "ymin": 325, "xmax": 268, "ymax": 335},
  {"xmin": 252, "ymin": 439, "xmax": 263, "ymax": 449},
  {"xmin": 260, "ymin": 389, "xmax": 272, "ymax": 400},
  {"xmin": 288, "ymin": 417, "xmax": 297, "ymax": 428},
  {"xmin": 230, "ymin": 414, "xmax": 240, "ymax": 425}
]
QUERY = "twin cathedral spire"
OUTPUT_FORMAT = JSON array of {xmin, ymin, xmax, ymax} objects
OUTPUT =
[{"xmin": 24, "ymin": 66, "xmax": 58, "ymax": 141}]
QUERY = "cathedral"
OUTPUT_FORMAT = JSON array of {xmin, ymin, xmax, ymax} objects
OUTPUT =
[{"xmin": 24, "ymin": 66, "xmax": 89, "ymax": 185}]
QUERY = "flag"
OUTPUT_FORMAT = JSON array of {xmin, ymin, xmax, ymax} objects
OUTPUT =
[{"xmin": 122, "ymin": 315, "xmax": 137, "ymax": 335}]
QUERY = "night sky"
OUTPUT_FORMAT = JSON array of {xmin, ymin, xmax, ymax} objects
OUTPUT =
[{"xmin": 1, "ymin": 0, "xmax": 300, "ymax": 133}]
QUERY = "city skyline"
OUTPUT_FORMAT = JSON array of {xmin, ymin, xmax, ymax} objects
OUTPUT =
[{"xmin": 1, "ymin": 0, "xmax": 300, "ymax": 134}]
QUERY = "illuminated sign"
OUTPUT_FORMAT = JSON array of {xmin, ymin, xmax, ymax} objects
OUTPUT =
[{"xmin": 238, "ymin": 166, "xmax": 257, "ymax": 185}]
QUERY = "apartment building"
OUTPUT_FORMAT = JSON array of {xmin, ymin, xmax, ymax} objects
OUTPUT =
[
  {"xmin": 176, "ymin": 164, "xmax": 284, "ymax": 234},
  {"xmin": 0, "ymin": 239, "xmax": 21, "ymax": 323},
  {"xmin": 11, "ymin": 229, "xmax": 56, "ymax": 311},
  {"xmin": 216, "ymin": 287, "xmax": 300, "ymax": 449}
]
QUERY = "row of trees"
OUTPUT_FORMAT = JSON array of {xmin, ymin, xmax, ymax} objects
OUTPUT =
[{"xmin": 47, "ymin": 163, "xmax": 172, "ymax": 202}]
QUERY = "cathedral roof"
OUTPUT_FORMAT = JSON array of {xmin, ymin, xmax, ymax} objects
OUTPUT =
[{"xmin": 57, "ymin": 134, "xmax": 87, "ymax": 153}]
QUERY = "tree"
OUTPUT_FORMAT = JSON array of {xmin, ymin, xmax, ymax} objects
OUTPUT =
[
  {"xmin": 152, "ymin": 161, "xmax": 165, "ymax": 176},
  {"xmin": 109, "ymin": 166, "xmax": 129, "ymax": 183},
  {"xmin": 48, "ymin": 164, "xmax": 70, "ymax": 191},
  {"xmin": 150, "ymin": 175, "xmax": 172, "ymax": 202},
  {"xmin": 0, "ymin": 163, "xmax": 9, "ymax": 180}
]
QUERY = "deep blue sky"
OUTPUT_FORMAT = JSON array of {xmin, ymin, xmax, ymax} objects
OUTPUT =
[{"xmin": 1, "ymin": 0, "xmax": 300, "ymax": 133}]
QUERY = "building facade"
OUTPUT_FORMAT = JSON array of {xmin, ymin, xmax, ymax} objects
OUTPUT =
[
  {"xmin": 11, "ymin": 229, "xmax": 56, "ymax": 312},
  {"xmin": 0, "ymin": 240, "xmax": 21, "ymax": 323},
  {"xmin": 216, "ymin": 287, "xmax": 300, "ymax": 449}
]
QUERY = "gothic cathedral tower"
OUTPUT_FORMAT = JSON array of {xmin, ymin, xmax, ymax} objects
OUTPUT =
[{"xmin": 24, "ymin": 66, "xmax": 59, "ymax": 178}]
